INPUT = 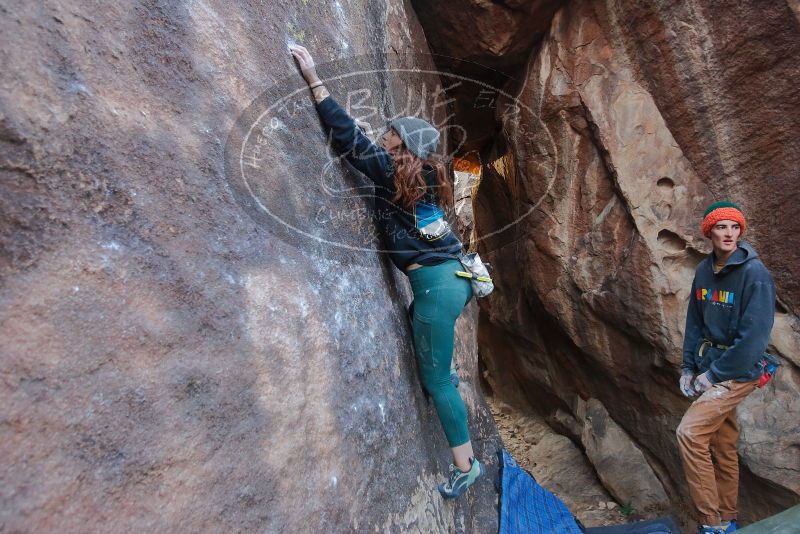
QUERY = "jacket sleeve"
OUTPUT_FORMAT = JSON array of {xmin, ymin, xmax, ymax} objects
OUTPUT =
[
  {"xmin": 707, "ymin": 268, "xmax": 776, "ymax": 383},
  {"xmin": 315, "ymin": 96, "xmax": 394, "ymax": 190},
  {"xmin": 681, "ymin": 276, "xmax": 704, "ymax": 374}
]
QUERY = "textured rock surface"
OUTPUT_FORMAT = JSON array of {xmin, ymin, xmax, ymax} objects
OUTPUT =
[
  {"xmin": 4, "ymin": 0, "xmax": 799, "ymax": 529},
  {"xmin": 0, "ymin": 1, "xmax": 502, "ymax": 532},
  {"xmin": 578, "ymin": 399, "xmax": 669, "ymax": 513},
  {"xmin": 411, "ymin": 0, "xmax": 562, "ymax": 74},
  {"xmin": 472, "ymin": 0, "xmax": 800, "ymax": 525},
  {"xmin": 611, "ymin": 0, "xmax": 800, "ymax": 309},
  {"xmin": 409, "ymin": 0, "xmax": 566, "ymax": 153},
  {"xmin": 453, "ymin": 170, "xmax": 478, "ymax": 250}
]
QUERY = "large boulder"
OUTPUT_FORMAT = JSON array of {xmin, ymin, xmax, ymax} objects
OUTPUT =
[
  {"xmin": 0, "ymin": 1, "xmax": 501, "ymax": 531},
  {"xmin": 578, "ymin": 399, "xmax": 669, "ymax": 514}
]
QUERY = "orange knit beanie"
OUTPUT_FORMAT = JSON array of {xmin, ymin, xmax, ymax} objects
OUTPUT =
[{"xmin": 701, "ymin": 201, "xmax": 746, "ymax": 238}]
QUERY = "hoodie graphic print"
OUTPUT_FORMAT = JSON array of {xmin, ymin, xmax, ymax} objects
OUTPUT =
[{"xmin": 682, "ymin": 241, "xmax": 776, "ymax": 383}]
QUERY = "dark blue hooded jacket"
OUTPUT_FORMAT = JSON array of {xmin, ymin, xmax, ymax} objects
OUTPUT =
[
  {"xmin": 682, "ymin": 241, "xmax": 776, "ymax": 383},
  {"xmin": 315, "ymin": 96, "xmax": 463, "ymax": 272}
]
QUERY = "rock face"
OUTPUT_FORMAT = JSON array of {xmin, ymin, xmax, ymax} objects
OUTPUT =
[
  {"xmin": 578, "ymin": 398, "xmax": 669, "ymax": 513},
  {"xmin": 468, "ymin": 0, "xmax": 800, "ymax": 524},
  {"xmin": 0, "ymin": 1, "xmax": 501, "ymax": 532},
  {"xmin": 409, "ymin": 0, "xmax": 566, "ymax": 153},
  {"xmin": 4, "ymin": 0, "xmax": 799, "ymax": 529}
]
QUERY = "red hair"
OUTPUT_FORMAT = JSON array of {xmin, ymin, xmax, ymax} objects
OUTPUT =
[{"xmin": 391, "ymin": 145, "xmax": 453, "ymax": 211}]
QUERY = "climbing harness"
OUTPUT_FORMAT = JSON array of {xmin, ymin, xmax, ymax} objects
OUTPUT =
[
  {"xmin": 455, "ymin": 271, "xmax": 492, "ymax": 283},
  {"xmin": 698, "ymin": 339, "xmax": 729, "ymax": 356},
  {"xmin": 756, "ymin": 353, "xmax": 781, "ymax": 388},
  {"xmin": 698, "ymin": 340, "xmax": 781, "ymax": 388}
]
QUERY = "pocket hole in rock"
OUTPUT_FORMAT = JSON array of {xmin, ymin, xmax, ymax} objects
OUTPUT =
[
  {"xmin": 657, "ymin": 229, "xmax": 686, "ymax": 252},
  {"xmin": 657, "ymin": 177, "xmax": 675, "ymax": 191}
]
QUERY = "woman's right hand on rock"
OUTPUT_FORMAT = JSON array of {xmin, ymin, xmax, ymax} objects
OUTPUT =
[{"xmin": 289, "ymin": 45, "xmax": 320, "ymax": 85}]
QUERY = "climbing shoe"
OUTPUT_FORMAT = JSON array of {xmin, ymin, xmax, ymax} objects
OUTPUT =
[
  {"xmin": 437, "ymin": 457, "xmax": 484, "ymax": 499},
  {"xmin": 721, "ymin": 520, "xmax": 737, "ymax": 532},
  {"xmin": 697, "ymin": 526, "xmax": 726, "ymax": 534}
]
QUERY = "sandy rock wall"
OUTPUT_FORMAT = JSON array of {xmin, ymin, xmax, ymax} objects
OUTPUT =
[
  {"xmin": 0, "ymin": 1, "xmax": 501, "ymax": 532},
  {"xmin": 611, "ymin": 0, "xmax": 800, "ymax": 309},
  {"xmin": 475, "ymin": 0, "xmax": 800, "ymax": 523}
]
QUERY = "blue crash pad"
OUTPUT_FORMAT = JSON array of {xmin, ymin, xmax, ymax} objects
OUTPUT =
[
  {"xmin": 498, "ymin": 448, "xmax": 583, "ymax": 534},
  {"xmin": 498, "ymin": 449, "xmax": 681, "ymax": 534}
]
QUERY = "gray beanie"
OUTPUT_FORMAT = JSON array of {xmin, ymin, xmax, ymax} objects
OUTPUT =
[{"xmin": 388, "ymin": 116, "xmax": 440, "ymax": 159}]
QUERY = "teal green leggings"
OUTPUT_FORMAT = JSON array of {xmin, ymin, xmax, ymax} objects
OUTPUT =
[{"xmin": 408, "ymin": 259, "xmax": 473, "ymax": 447}]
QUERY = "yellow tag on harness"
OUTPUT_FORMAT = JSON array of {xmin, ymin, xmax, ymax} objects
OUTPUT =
[{"xmin": 455, "ymin": 271, "xmax": 492, "ymax": 283}]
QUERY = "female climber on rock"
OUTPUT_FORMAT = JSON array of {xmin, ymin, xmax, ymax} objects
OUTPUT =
[{"xmin": 289, "ymin": 44, "xmax": 484, "ymax": 499}]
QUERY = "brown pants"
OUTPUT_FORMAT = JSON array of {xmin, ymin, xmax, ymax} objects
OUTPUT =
[{"xmin": 676, "ymin": 379, "xmax": 758, "ymax": 525}]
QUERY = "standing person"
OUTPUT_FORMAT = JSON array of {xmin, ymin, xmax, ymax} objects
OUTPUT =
[
  {"xmin": 289, "ymin": 45, "xmax": 485, "ymax": 499},
  {"xmin": 677, "ymin": 201, "xmax": 776, "ymax": 533}
]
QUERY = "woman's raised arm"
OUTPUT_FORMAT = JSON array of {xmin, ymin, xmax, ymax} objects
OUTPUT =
[{"xmin": 289, "ymin": 45, "xmax": 393, "ymax": 189}]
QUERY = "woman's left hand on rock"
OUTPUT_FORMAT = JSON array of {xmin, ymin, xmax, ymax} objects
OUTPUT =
[{"xmin": 289, "ymin": 44, "xmax": 319, "ymax": 85}]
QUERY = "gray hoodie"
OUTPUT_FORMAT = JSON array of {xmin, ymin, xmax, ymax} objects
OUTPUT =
[{"xmin": 682, "ymin": 241, "xmax": 776, "ymax": 383}]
